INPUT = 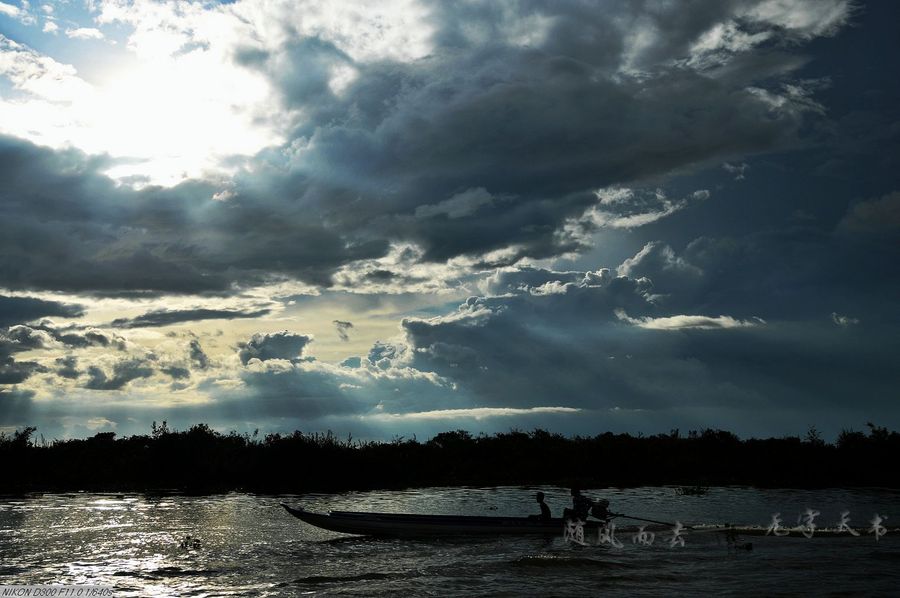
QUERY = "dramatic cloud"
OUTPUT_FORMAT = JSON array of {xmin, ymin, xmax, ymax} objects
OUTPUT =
[
  {"xmin": 369, "ymin": 406, "xmax": 581, "ymax": 422},
  {"xmin": 364, "ymin": 248, "xmax": 898, "ymax": 434},
  {"xmin": 0, "ymin": 3, "xmax": 20, "ymax": 18},
  {"xmin": 232, "ymin": 357, "xmax": 455, "ymax": 420},
  {"xmin": 2, "ymin": 325, "xmax": 59, "ymax": 351},
  {"xmin": 414, "ymin": 188, "xmax": 495, "ymax": 220},
  {"xmin": 65, "ymin": 28, "xmax": 104, "ymax": 40},
  {"xmin": 0, "ymin": 295, "xmax": 84, "ymax": 328},
  {"xmin": 111, "ymin": 307, "xmax": 272, "ymax": 328},
  {"xmin": 54, "ymin": 355, "xmax": 79, "ymax": 379},
  {"xmin": 0, "ymin": 135, "xmax": 382, "ymax": 292},
  {"xmin": 577, "ymin": 188, "xmax": 711, "ymax": 230},
  {"xmin": 0, "ymin": 295, "xmax": 87, "ymax": 387},
  {"xmin": 0, "ymin": 1, "xmax": 856, "ymax": 295},
  {"xmin": 2, "ymin": 0, "xmax": 898, "ymax": 440},
  {"xmin": 84, "ymin": 358, "xmax": 154, "ymax": 391},
  {"xmin": 332, "ymin": 320, "xmax": 353, "ymax": 342},
  {"xmin": 838, "ymin": 191, "xmax": 900, "ymax": 235},
  {"xmin": 237, "ymin": 331, "xmax": 313, "ymax": 365},
  {"xmin": 0, "ymin": 356, "xmax": 46, "ymax": 385},
  {"xmin": 615, "ymin": 310, "xmax": 760, "ymax": 331},
  {"xmin": 188, "ymin": 339, "xmax": 210, "ymax": 370}
]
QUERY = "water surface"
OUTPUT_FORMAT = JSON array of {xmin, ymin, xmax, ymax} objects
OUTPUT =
[{"xmin": 1, "ymin": 487, "xmax": 898, "ymax": 596}]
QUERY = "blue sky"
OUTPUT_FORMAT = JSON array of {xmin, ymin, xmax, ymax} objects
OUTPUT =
[{"xmin": 1, "ymin": 0, "xmax": 898, "ymax": 440}]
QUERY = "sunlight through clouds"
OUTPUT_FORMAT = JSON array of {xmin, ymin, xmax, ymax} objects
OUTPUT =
[{"xmin": 2, "ymin": 0, "xmax": 898, "ymax": 441}]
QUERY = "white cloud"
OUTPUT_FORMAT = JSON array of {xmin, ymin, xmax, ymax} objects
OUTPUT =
[
  {"xmin": 723, "ymin": 162, "xmax": 749, "ymax": 180},
  {"xmin": 0, "ymin": 35, "xmax": 93, "ymax": 102},
  {"xmin": 684, "ymin": 1, "xmax": 852, "ymax": 71},
  {"xmin": 1, "ymin": 0, "xmax": 851, "ymax": 197},
  {"xmin": 740, "ymin": 0, "xmax": 853, "ymax": 39},
  {"xmin": 579, "ymin": 187, "xmax": 710, "ymax": 230},
  {"xmin": 0, "ymin": 32, "xmax": 278, "ymax": 186},
  {"xmin": 85, "ymin": 417, "xmax": 116, "ymax": 430},
  {"xmin": 42, "ymin": 20, "xmax": 57, "ymax": 33},
  {"xmin": 831, "ymin": 312, "xmax": 859, "ymax": 327},
  {"xmin": 65, "ymin": 28, "xmax": 105, "ymax": 40},
  {"xmin": 331, "ymin": 243, "xmax": 474, "ymax": 295},
  {"xmin": 617, "ymin": 241, "xmax": 703, "ymax": 281},
  {"xmin": 615, "ymin": 309, "xmax": 760, "ymax": 330},
  {"xmin": 0, "ymin": 2, "xmax": 19, "ymax": 18},
  {"xmin": 367, "ymin": 406, "xmax": 581, "ymax": 421}
]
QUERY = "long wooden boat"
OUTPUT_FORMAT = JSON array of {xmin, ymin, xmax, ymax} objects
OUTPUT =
[
  {"xmin": 281, "ymin": 504, "xmax": 896, "ymax": 539},
  {"xmin": 281, "ymin": 503, "xmax": 602, "ymax": 536}
]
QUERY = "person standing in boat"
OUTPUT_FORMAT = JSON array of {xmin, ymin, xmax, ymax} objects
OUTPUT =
[{"xmin": 530, "ymin": 491, "xmax": 552, "ymax": 521}]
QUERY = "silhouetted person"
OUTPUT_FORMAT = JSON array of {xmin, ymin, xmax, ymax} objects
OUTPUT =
[
  {"xmin": 530, "ymin": 491, "xmax": 552, "ymax": 520},
  {"xmin": 563, "ymin": 487, "xmax": 594, "ymax": 521}
]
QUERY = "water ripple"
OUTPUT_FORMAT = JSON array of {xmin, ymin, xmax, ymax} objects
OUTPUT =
[{"xmin": 1, "ymin": 487, "xmax": 898, "ymax": 596}]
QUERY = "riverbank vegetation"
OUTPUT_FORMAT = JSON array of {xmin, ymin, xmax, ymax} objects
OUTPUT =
[{"xmin": 2, "ymin": 423, "xmax": 899, "ymax": 493}]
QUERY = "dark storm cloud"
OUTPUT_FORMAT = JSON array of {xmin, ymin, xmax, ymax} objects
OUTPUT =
[
  {"xmin": 111, "ymin": 307, "xmax": 272, "ymax": 328},
  {"xmin": 84, "ymin": 358, "xmax": 155, "ymax": 391},
  {"xmin": 55, "ymin": 355, "xmax": 80, "ymax": 380},
  {"xmin": 391, "ymin": 263, "xmax": 899, "ymax": 429},
  {"xmin": 161, "ymin": 366, "xmax": 191, "ymax": 380},
  {"xmin": 279, "ymin": 53, "xmax": 807, "ymax": 263},
  {"xmin": 0, "ymin": 295, "xmax": 84, "ymax": 328},
  {"xmin": 0, "ymin": 293, "xmax": 84, "ymax": 385},
  {"xmin": 0, "ymin": 356, "xmax": 46, "ymax": 385},
  {"xmin": 0, "ymin": 137, "xmax": 223, "ymax": 294},
  {"xmin": 18, "ymin": 321, "xmax": 127, "ymax": 351},
  {"xmin": 0, "ymin": 2, "xmax": 853, "ymax": 295},
  {"xmin": 58, "ymin": 329, "xmax": 126, "ymax": 350},
  {"xmin": 0, "ymin": 135, "xmax": 384, "ymax": 294},
  {"xmin": 237, "ymin": 331, "xmax": 313, "ymax": 365},
  {"xmin": 619, "ymin": 217, "xmax": 900, "ymax": 324},
  {"xmin": 240, "ymin": 0, "xmax": 845, "ymax": 265},
  {"xmin": 188, "ymin": 339, "xmax": 210, "ymax": 369},
  {"xmin": 1, "ymin": 325, "xmax": 57, "ymax": 351},
  {"xmin": 396, "ymin": 276, "xmax": 659, "ymax": 410},
  {"xmin": 0, "ymin": 328, "xmax": 44, "ymax": 386}
]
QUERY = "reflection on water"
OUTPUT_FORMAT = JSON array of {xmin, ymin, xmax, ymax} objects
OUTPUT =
[{"xmin": 0, "ymin": 487, "xmax": 898, "ymax": 596}]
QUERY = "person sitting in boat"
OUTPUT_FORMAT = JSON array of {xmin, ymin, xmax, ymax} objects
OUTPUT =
[{"xmin": 529, "ymin": 491, "xmax": 552, "ymax": 521}]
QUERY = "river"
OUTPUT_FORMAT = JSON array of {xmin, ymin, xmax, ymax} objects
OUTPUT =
[{"xmin": 1, "ymin": 487, "xmax": 898, "ymax": 596}]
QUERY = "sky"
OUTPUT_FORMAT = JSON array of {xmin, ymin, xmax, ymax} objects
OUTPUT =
[{"xmin": 1, "ymin": 0, "xmax": 898, "ymax": 441}]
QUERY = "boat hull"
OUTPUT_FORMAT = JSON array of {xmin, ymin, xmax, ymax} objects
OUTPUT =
[
  {"xmin": 281, "ymin": 504, "xmax": 596, "ymax": 537},
  {"xmin": 281, "ymin": 504, "xmax": 897, "ymax": 539}
]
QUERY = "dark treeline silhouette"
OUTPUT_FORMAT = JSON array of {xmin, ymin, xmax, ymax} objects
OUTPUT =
[{"xmin": 2, "ymin": 422, "xmax": 899, "ymax": 493}]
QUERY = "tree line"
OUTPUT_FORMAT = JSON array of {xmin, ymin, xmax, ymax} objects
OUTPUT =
[{"xmin": 2, "ymin": 422, "xmax": 898, "ymax": 493}]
